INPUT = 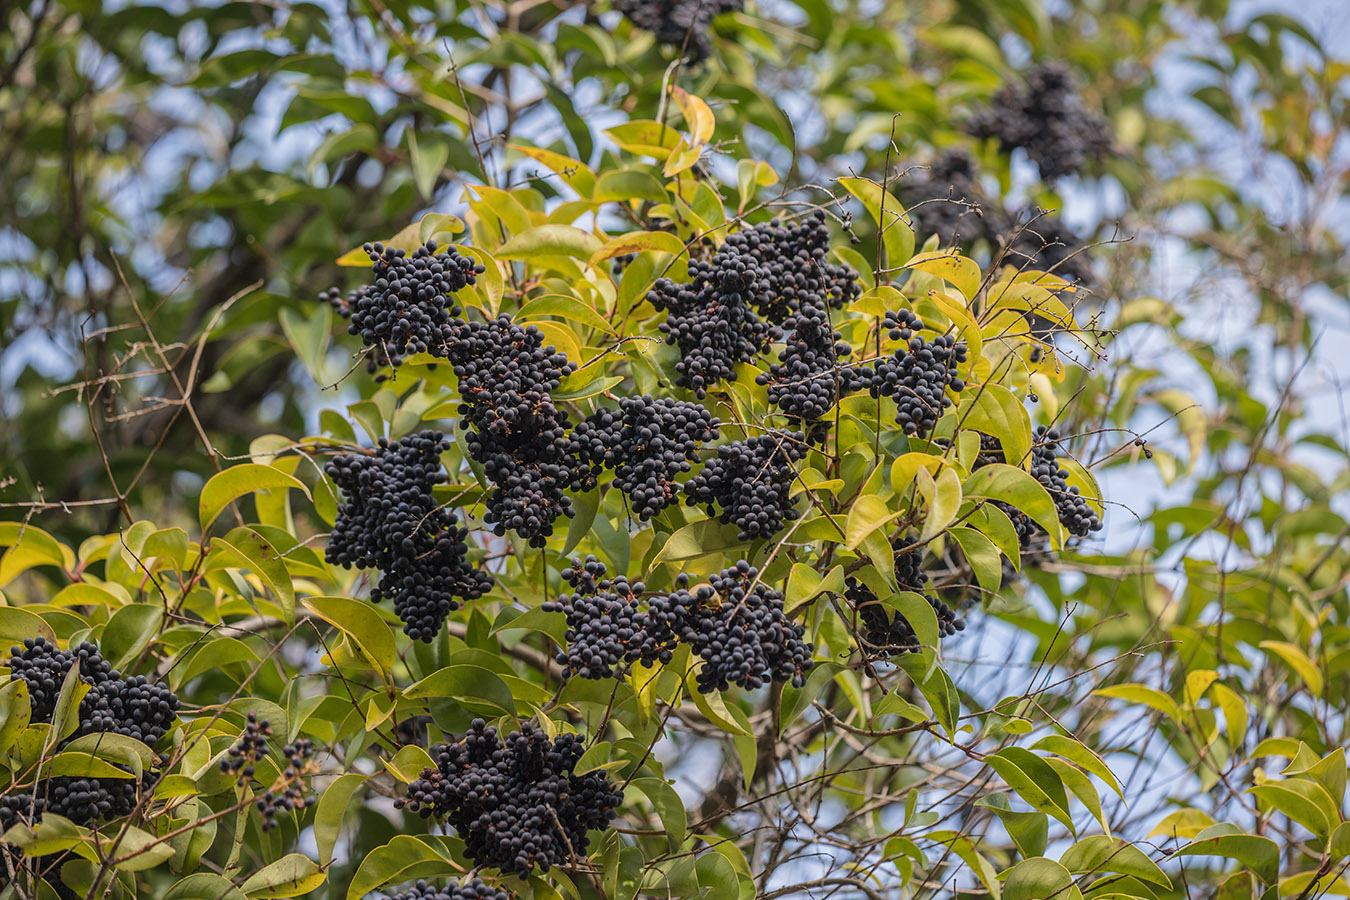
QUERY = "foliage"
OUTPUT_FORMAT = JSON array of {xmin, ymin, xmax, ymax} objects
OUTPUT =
[{"xmin": 1, "ymin": 1, "xmax": 1349, "ymax": 900}]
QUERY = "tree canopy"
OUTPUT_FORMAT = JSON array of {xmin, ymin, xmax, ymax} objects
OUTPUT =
[{"xmin": 2, "ymin": 1, "xmax": 1349, "ymax": 899}]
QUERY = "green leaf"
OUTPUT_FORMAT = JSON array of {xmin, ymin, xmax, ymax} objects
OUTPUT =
[
  {"xmin": 508, "ymin": 143, "xmax": 597, "ymax": 197},
  {"xmin": 907, "ymin": 250, "xmax": 981, "ymax": 300},
  {"xmin": 0, "ymin": 523, "xmax": 69, "ymax": 588},
  {"xmin": 1258, "ymin": 640, "xmax": 1324, "ymax": 695},
  {"xmin": 408, "ymin": 131, "xmax": 449, "ymax": 201},
  {"xmin": 963, "ymin": 463, "xmax": 1064, "ymax": 548},
  {"xmin": 963, "ymin": 385, "xmax": 1033, "ymax": 468},
  {"xmin": 654, "ymin": 519, "xmax": 744, "ymax": 563},
  {"xmin": 1047, "ymin": 757, "xmax": 1108, "ymax": 834},
  {"xmin": 2, "ymin": 814, "xmax": 88, "ymax": 857},
  {"xmin": 518, "ymin": 294, "xmax": 615, "ymax": 334},
  {"xmin": 921, "ymin": 465, "xmax": 963, "ymax": 540},
  {"xmin": 949, "ymin": 527, "xmax": 1002, "ymax": 594},
  {"xmin": 1092, "ymin": 683, "xmax": 1182, "ymax": 723},
  {"xmin": 1210, "ymin": 683, "xmax": 1248, "ymax": 747},
  {"xmin": 50, "ymin": 662, "xmax": 90, "ymax": 745},
  {"xmin": 0, "ymin": 607, "xmax": 57, "ymax": 649},
  {"xmin": 496, "ymin": 225, "xmax": 603, "ymax": 261},
  {"xmin": 304, "ymin": 596, "xmax": 398, "ymax": 677},
  {"xmin": 163, "ymin": 874, "xmax": 249, "ymax": 900},
  {"xmin": 171, "ymin": 637, "xmax": 261, "ymax": 691},
  {"xmin": 631, "ymin": 777, "xmax": 685, "ymax": 858},
  {"xmin": 1060, "ymin": 836, "xmax": 1171, "ymax": 888},
  {"xmin": 977, "ymin": 794, "xmax": 1047, "ymax": 858},
  {"xmin": 1330, "ymin": 821, "xmax": 1350, "ymax": 859},
  {"xmin": 100, "ymin": 603, "xmax": 163, "ymax": 671},
  {"xmin": 279, "ymin": 304, "xmax": 333, "ymax": 386},
  {"xmin": 314, "ymin": 772, "xmax": 366, "ymax": 867},
  {"xmin": 604, "ymin": 120, "xmax": 682, "ymax": 158},
  {"xmin": 1003, "ymin": 858, "xmax": 1083, "ymax": 900},
  {"xmin": 844, "ymin": 494, "xmax": 901, "ymax": 550},
  {"xmin": 896, "ymin": 656, "xmax": 958, "ymax": 734},
  {"xmin": 881, "ymin": 591, "xmax": 939, "ymax": 650},
  {"xmin": 985, "ymin": 748, "xmax": 1075, "ymax": 833},
  {"xmin": 402, "ymin": 664, "xmax": 517, "ymax": 717},
  {"xmin": 346, "ymin": 835, "xmax": 453, "ymax": 900},
  {"xmin": 1176, "ymin": 833, "xmax": 1279, "ymax": 884},
  {"xmin": 240, "ymin": 854, "xmax": 325, "ymax": 898},
  {"xmin": 1249, "ymin": 779, "xmax": 1338, "ymax": 837},
  {"xmin": 0, "ymin": 680, "xmax": 31, "ymax": 756},
  {"xmin": 594, "ymin": 170, "xmax": 670, "ymax": 204},
  {"xmin": 199, "ymin": 465, "xmax": 309, "ymax": 532},
  {"xmin": 385, "ymin": 745, "xmax": 437, "ymax": 783},
  {"xmin": 102, "ymin": 825, "xmax": 176, "ymax": 871},
  {"xmin": 690, "ymin": 679, "xmax": 753, "ymax": 736},
  {"xmin": 590, "ymin": 231, "xmax": 687, "ymax": 265},
  {"xmin": 1033, "ymin": 734, "xmax": 1124, "ymax": 799},
  {"xmin": 45, "ymin": 751, "xmax": 138, "ymax": 779},
  {"xmin": 837, "ymin": 176, "xmax": 914, "ymax": 275}
]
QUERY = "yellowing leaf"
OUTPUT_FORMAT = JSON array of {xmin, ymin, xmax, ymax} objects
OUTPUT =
[
  {"xmin": 1259, "ymin": 640, "xmax": 1324, "ymax": 695},
  {"xmin": 589, "ymin": 231, "xmax": 688, "ymax": 266},
  {"xmin": 496, "ymin": 224, "xmax": 603, "ymax": 261},
  {"xmin": 669, "ymin": 85, "xmax": 715, "ymax": 144},
  {"xmin": 662, "ymin": 138, "xmax": 704, "ymax": 177},
  {"xmin": 844, "ymin": 494, "xmax": 901, "ymax": 550},
  {"xmin": 605, "ymin": 119, "xmax": 682, "ymax": 158},
  {"xmin": 240, "ymin": 854, "xmax": 326, "ymax": 898},
  {"xmin": 838, "ymin": 176, "xmax": 913, "ymax": 274},
  {"xmin": 1092, "ymin": 683, "xmax": 1182, "ymax": 722},
  {"xmin": 199, "ymin": 465, "xmax": 309, "ymax": 532},
  {"xmin": 920, "ymin": 466, "xmax": 962, "ymax": 540},
  {"xmin": 507, "ymin": 143, "xmax": 597, "ymax": 197},
  {"xmin": 907, "ymin": 251, "xmax": 981, "ymax": 300},
  {"xmin": 304, "ymin": 596, "xmax": 397, "ymax": 678}
]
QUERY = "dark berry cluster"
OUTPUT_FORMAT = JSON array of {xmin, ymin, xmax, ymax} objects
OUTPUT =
[
  {"xmin": 685, "ymin": 430, "xmax": 807, "ymax": 541},
  {"xmin": 895, "ymin": 150, "xmax": 1094, "ymax": 285},
  {"xmin": 726, "ymin": 211, "xmax": 861, "ymax": 325},
  {"xmin": 8, "ymin": 637, "xmax": 179, "ymax": 746},
  {"xmin": 968, "ymin": 431, "xmax": 1098, "ymax": 550},
  {"xmin": 80, "ymin": 674, "xmax": 180, "ymax": 747},
  {"xmin": 255, "ymin": 738, "xmax": 316, "ymax": 832},
  {"xmin": 397, "ymin": 720, "xmax": 622, "ymax": 878},
  {"xmin": 8, "ymin": 637, "xmax": 113, "ymax": 722},
  {"xmin": 757, "ymin": 300, "xmax": 859, "ymax": 440},
  {"xmin": 647, "ymin": 212, "xmax": 858, "ymax": 398},
  {"xmin": 1029, "ymin": 427, "xmax": 1102, "ymax": 538},
  {"xmin": 656, "ymin": 562, "xmax": 814, "ymax": 693},
  {"xmin": 574, "ymin": 395, "xmax": 719, "ymax": 520},
  {"xmin": 967, "ymin": 63, "xmax": 1113, "ymax": 183},
  {"xmin": 544, "ymin": 557, "xmax": 812, "ymax": 692},
  {"xmin": 445, "ymin": 315, "xmax": 585, "ymax": 547},
  {"xmin": 861, "ymin": 311, "xmax": 968, "ymax": 439},
  {"xmin": 897, "ymin": 148, "xmax": 991, "ymax": 249},
  {"xmin": 387, "ymin": 880, "xmax": 511, "ymax": 900},
  {"xmin": 845, "ymin": 577, "xmax": 919, "ymax": 655},
  {"xmin": 542, "ymin": 557, "xmax": 676, "ymax": 679},
  {"xmin": 220, "ymin": 713, "xmax": 270, "ymax": 783},
  {"xmin": 325, "ymin": 432, "xmax": 493, "ymax": 640},
  {"xmin": 613, "ymin": 0, "xmax": 742, "ymax": 60},
  {"xmin": 0, "ymin": 776, "xmax": 140, "ymax": 830},
  {"xmin": 896, "ymin": 543, "xmax": 964, "ymax": 638},
  {"xmin": 321, "ymin": 240, "xmax": 483, "ymax": 372},
  {"xmin": 648, "ymin": 261, "xmax": 773, "ymax": 399},
  {"xmin": 2, "ymin": 637, "xmax": 176, "ymax": 829},
  {"xmin": 844, "ymin": 544, "xmax": 963, "ymax": 658}
]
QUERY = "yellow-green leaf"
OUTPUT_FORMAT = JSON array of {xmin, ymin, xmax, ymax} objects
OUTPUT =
[{"xmin": 199, "ymin": 465, "xmax": 309, "ymax": 532}]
